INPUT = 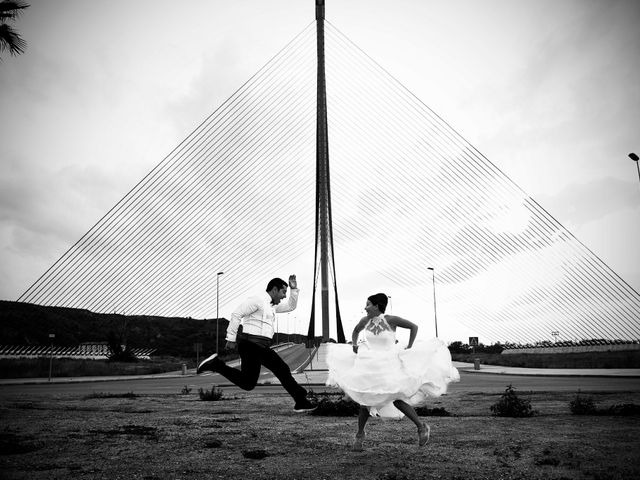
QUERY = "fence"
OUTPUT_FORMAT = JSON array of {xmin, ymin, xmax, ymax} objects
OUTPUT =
[
  {"xmin": 0, "ymin": 344, "xmax": 156, "ymax": 360},
  {"xmin": 502, "ymin": 342, "xmax": 640, "ymax": 355}
]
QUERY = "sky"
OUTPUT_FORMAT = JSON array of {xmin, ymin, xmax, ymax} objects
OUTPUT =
[{"xmin": 1, "ymin": 0, "xmax": 639, "ymax": 344}]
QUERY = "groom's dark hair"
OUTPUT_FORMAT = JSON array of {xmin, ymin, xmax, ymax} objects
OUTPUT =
[{"xmin": 266, "ymin": 278, "xmax": 288, "ymax": 292}]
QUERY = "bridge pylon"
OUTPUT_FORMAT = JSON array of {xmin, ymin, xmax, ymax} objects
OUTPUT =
[{"xmin": 307, "ymin": 0, "xmax": 346, "ymax": 346}]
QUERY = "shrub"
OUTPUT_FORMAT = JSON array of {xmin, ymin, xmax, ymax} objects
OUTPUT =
[
  {"xmin": 308, "ymin": 391, "xmax": 360, "ymax": 416},
  {"xmin": 569, "ymin": 392, "xmax": 597, "ymax": 415},
  {"xmin": 607, "ymin": 403, "xmax": 640, "ymax": 416},
  {"xmin": 415, "ymin": 406, "xmax": 451, "ymax": 416},
  {"xmin": 490, "ymin": 385, "xmax": 536, "ymax": 417},
  {"xmin": 198, "ymin": 385, "xmax": 224, "ymax": 401},
  {"xmin": 569, "ymin": 392, "xmax": 640, "ymax": 416},
  {"xmin": 107, "ymin": 331, "xmax": 138, "ymax": 363},
  {"xmin": 107, "ymin": 348, "xmax": 138, "ymax": 362},
  {"xmin": 180, "ymin": 385, "xmax": 192, "ymax": 395},
  {"xmin": 242, "ymin": 449, "xmax": 269, "ymax": 459}
]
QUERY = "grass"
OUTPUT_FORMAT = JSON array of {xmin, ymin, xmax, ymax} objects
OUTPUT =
[
  {"xmin": 0, "ymin": 387, "xmax": 638, "ymax": 479},
  {"xmin": 0, "ymin": 357, "xmax": 186, "ymax": 379},
  {"xmin": 0, "ymin": 353, "xmax": 243, "ymax": 379}
]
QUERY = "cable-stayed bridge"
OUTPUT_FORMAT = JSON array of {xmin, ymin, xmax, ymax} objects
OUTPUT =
[{"xmin": 17, "ymin": 5, "xmax": 640, "ymax": 346}]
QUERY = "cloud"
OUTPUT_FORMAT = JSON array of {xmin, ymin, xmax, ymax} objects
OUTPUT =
[{"xmin": 538, "ymin": 176, "xmax": 639, "ymax": 228}]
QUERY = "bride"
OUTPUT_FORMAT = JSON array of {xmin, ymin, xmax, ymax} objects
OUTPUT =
[{"xmin": 326, "ymin": 293, "xmax": 460, "ymax": 451}]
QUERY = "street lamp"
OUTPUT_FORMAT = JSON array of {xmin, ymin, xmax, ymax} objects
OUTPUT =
[
  {"xmin": 216, "ymin": 271, "xmax": 224, "ymax": 354},
  {"xmin": 48, "ymin": 333, "xmax": 55, "ymax": 381},
  {"xmin": 629, "ymin": 153, "xmax": 640, "ymax": 183},
  {"xmin": 427, "ymin": 267, "xmax": 438, "ymax": 338}
]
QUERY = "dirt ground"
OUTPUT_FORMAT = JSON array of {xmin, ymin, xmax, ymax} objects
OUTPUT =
[{"xmin": 1, "ymin": 387, "xmax": 639, "ymax": 480}]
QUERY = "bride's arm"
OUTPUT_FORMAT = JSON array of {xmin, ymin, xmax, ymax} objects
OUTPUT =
[
  {"xmin": 386, "ymin": 315, "xmax": 418, "ymax": 348},
  {"xmin": 351, "ymin": 317, "xmax": 368, "ymax": 353}
]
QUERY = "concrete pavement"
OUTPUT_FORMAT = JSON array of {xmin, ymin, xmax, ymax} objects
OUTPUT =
[{"xmin": 286, "ymin": 361, "xmax": 640, "ymax": 387}]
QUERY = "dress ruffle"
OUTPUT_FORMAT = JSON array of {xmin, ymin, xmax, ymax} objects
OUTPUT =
[{"xmin": 326, "ymin": 338, "xmax": 460, "ymax": 419}]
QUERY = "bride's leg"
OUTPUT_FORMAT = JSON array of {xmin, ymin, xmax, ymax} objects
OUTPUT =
[
  {"xmin": 392, "ymin": 400, "xmax": 422, "ymax": 427},
  {"xmin": 393, "ymin": 400, "xmax": 430, "ymax": 446},
  {"xmin": 357, "ymin": 406, "xmax": 370, "ymax": 435},
  {"xmin": 353, "ymin": 406, "xmax": 369, "ymax": 451}
]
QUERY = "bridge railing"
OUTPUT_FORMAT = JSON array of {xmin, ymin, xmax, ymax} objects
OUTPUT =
[
  {"xmin": 0, "ymin": 344, "xmax": 156, "ymax": 360},
  {"xmin": 502, "ymin": 339, "xmax": 639, "ymax": 355}
]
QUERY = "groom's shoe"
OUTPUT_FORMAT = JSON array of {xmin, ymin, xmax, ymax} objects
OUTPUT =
[
  {"xmin": 293, "ymin": 398, "xmax": 317, "ymax": 413},
  {"xmin": 197, "ymin": 353, "xmax": 223, "ymax": 374}
]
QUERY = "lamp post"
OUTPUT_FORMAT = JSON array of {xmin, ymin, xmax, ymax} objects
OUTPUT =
[
  {"xmin": 48, "ymin": 333, "xmax": 55, "ymax": 381},
  {"xmin": 427, "ymin": 267, "xmax": 438, "ymax": 338},
  {"xmin": 630, "ymin": 153, "xmax": 640, "ymax": 183},
  {"xmin": 216, "ymin": 271, "xmax": 224, "ymax": 354}
]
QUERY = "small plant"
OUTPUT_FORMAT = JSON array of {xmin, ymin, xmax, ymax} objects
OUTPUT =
[
  {"xmin": 198, "ymin": 385, "xmax": 224, "ymax": 401},
  {"xmin": 569, "ymin": 392, "xmax": 597, "ymax": 415},
  {"xmin": 242, "ymin": 449, "xmax": 269, "ymax": 459},
  {"xmin": 308, "ymin": 391, "xmax": 359, "ymax": 416},
  {"xmin": 180, "ymin": 385, "xmax": 192, "ymax": 395},
  {"xmin": 607, "ymin": 403, "xmax": 640, "ymax": 416},
  {"xmin": 490, "ymin": 384, "xmax": 536, "ymax": 417},
  {"xmin": 415, "ymin": 406, "xmax": 451, "ymax": 416},
  {"xmin": 107, "ymin": 332, "xmax": 138, "ymax": 362},
  {"xmin": 568, "ymin": 391, "xmax": 640, "ymax": 416}
]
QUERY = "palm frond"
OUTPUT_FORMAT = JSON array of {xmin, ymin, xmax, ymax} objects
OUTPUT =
[
  {"xmin": 0, "ymin": 1, "xmax": 29, "ymax": 21},
  {"xmin": 0, "ymin": 23, "xmax": 26, "ymax": 56}
]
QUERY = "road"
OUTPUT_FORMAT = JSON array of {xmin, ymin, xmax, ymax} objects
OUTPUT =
[
  {"xmin": 1, "ymin": 372, "xmax": 639, "ymax": 399},
  {"xmin": 1, "ymin": 344, "xmax": 639, "ymax": 398}
]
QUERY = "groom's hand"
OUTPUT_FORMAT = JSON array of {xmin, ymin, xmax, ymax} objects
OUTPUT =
[{"xmin": 288, "ymin": 274, "xmax": 298, "ymax": 289}]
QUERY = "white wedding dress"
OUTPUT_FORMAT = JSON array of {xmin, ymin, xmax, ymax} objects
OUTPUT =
[{"xmin": 326, "ymin": 314, "xmax": 460, "ymax": 418}]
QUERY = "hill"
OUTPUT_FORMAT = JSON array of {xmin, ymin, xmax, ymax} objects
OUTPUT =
[
  {"xmin": 0, "ymin": 300, "xmax": 227, "ymax": 358},
  {"xmin": 0, "ymin": 301, "xmax": 314, "ymax": 358}
]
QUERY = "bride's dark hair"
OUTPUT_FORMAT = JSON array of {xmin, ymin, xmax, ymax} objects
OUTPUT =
[{"xmin": 367, "ymin": 293, "xmax": 388, "ymax": 313}]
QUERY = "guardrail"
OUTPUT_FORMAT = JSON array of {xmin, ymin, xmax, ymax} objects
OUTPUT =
[
  {"xmin": 0, "ymin": 344, "xmax": 156, "ymax": 360},
  {"xmin": 502, "ymin": 344, "xmax": 640, "ymax": 354}
]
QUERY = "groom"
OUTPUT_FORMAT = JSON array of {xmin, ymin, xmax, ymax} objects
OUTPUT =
[{"xmin": 197, "ymin": 274, "xmax": 316, "ymax": 412}]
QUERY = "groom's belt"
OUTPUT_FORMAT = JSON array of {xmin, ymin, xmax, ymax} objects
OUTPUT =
[{"xmin": 237, "ymin": 331, "xmax": 272, "ymax": 348}]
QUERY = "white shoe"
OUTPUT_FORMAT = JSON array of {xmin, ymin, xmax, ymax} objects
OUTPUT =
[{"xmin": 197, "ymin": 353, "xmax": 220, "ymax": 374}]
